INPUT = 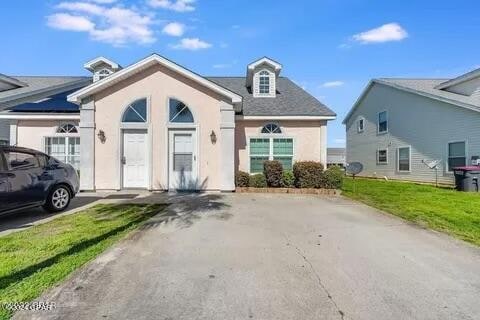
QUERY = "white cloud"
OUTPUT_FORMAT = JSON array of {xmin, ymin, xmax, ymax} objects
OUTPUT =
[
  {"xmin": 171, "ymin": 37, "xmax": 211, "ymax": 50},
  {"xmin": 322, "ymin": 81, "xmax": 344, "ymax": 88},
  {"xmin": 47, "ymin": 13, "xmax": 94, "ymax": 31},
  {"xmin": 88, "ymin": 0, "xmax": 117, "ymax": 3},
  {"xmin": 334, "ymin": 138, "xmax": 346, "ymax": 145},
  {"xmin": 148, "ymin": 0, "xmax": 195, "ymax": 12},
  {"xmin": 47, "ymin": 1, "xmax": 155, "ymax": 46},
  {"xmin": 352, "ymin": 23, "xmax": 408, "ymax": 44},
  {"xmin": 162, "ymin": 22, "xmax": 185, "ymax": 37},
  {"xmin": 213, "ymin": 63, "xmax": 230, "ymax": 69}
]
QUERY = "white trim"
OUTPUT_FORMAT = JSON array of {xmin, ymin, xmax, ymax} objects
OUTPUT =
[
  {"xmin": 377, "ymin": 110, "xmax": 388, "ymax": 134},
  {"xmin": 397, "ymin": 145, "xmax": 411, "ymax": 173},
  {"xmin": 435, "ymin": 68, "xmax": 480, "ymax": 90},
  {"xmin": 236, "ymin": 115, "xmax": 336, "ymax": 121},
  {"xmin": 84, "ymin": 56, "xmax": 120, "ymax": 71},
  {"xmin": 247, "ymin": 57, "xmax": 282, "ymax": 72},
  {"xmin": 377, "ymin": 148, "xmax": 388, "ymax": 165},
  {"xmin": 69, "ymin": 54, "xmax": 242, "ymax": 104},
  {"xmin": 446, "ymin": 140, "xmax": 467, "ymax": 173},
  {"xmin": 0, "ymin": 113, "xmax": 80, "ymax": 120}
]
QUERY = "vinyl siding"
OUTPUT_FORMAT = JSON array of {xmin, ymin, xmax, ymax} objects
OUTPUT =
[
  {"xmin": 0, "ymin": 120, "xmax": 9, "ymax": 143},
  {"xmin": 346, "ymin": 83, "xmax": 480, "ymax": 185}
]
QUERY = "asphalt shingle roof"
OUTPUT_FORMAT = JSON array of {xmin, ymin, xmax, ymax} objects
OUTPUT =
[
  {"xmin": 378, "ymin": 78, "xmax": 480, "ymax": 111},
  {"xmin": 0, "ymin": 76, "xmax": 90, "ymax": 104},
  {"xmin": 207, "ymin": 77, "xmax": 336, "ymax": 117}
]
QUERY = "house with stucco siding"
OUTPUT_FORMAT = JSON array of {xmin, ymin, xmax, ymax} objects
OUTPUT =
[
  {"xmin": 344, "ymin": 67, "xmax": 480, "ymax": 185},
  {"xmin": 0, "ymin": 54, "xmax": 335, "ymax": 191}
]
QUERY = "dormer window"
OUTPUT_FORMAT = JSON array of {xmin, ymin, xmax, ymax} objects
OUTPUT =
[
  {"xmin": 94, "ymin": 69, "xmax": 112, "ymax": 82},
  {"xmin": 259, "ymin": 71, "xmax": 270, "ymax": 95}
]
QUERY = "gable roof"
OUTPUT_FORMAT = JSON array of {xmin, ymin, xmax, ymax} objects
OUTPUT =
[
  {"xmin": 435, "ymin": 67, "xmax": 480, "ymax": 90},
  {"xmin": 0, "ymin": 76, "xmax": 90, "ymax": 109},
  {"xmin": 208, "ymin": 77, "xmax": 335, "ymax": 117},
  {"xmin": 343, "ymin": 78, "xmax": 480, "ymax": 124},
  {"xmin": 68, "ymin": 53, "xmax": 242, "ymax": 105},
  {"xmin": 0, "ymin": 73, "xmax": 28, "ymax": 88},
  {"xmin": 8, "ymin": 88, "xmax": 81, "ymax": 113},
  {"xmin": 84, "ymin": 56, "xmax": 121, "ymax": 72}
]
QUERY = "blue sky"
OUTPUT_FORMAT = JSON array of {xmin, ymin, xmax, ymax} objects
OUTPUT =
[{"xmin": 0, "ymin": 0, "xmax": 479, "ymax": 147}]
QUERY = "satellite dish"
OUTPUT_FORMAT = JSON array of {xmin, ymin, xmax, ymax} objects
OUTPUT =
[{"xmin": 346, "ymin": 162, "xmax": 363, "ymax": 176}]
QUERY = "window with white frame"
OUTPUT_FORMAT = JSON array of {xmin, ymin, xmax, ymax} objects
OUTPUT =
[
  {"xmin": 122, "ymin": 98, "xmax": 147, "ymax": 123},
  {"xmin": 377, "ymin": 149, "xmax": 388, "ymax": 164},
  {"xmin": 378, "ymin": 111, "xmax": 388, "ymax": 133},
  {"xmin": 44, "ymin": 136, "xmax": 80, "ymax": 170},
  {"xmin": 448, "ymin": 141, "xmax": 466, "ymax": 171},
  {"xmin": 169, "ymin": 99, "xmax": 194, "ymax": 123},
  {"xmin": 397, "ymin": 146, "xmax": 411, "ymax": 172},
  {"xmin": 57, "ymin": 123, "xmax": 78, "ymax": 134},
  {"xmin": 249, "ymin": 137, "xmax": 294, "ymax": 173},
  {"xmin": 94, "ymin": 68, "xmax": 112, "ymax": 82},
  {"xmin": 357, "ymin": 118, "xmax": 365, "ymax": 133},
  {"xmin": 259, "ymin": 71, "xmax": 270, "ymax": 95},
  {"xmin": 261, "ymin": 123, "xmax": 281, "ymax": 134}
]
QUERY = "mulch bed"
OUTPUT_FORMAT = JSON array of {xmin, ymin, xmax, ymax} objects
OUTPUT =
[{"xmin": 235, "ymin": 187, "xmax": 340, "ymax": 195}]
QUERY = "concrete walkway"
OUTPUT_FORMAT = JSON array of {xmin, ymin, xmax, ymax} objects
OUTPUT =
[{"xmin": 14, "ymin": 193, "xmax": 480, "ymax": 320}]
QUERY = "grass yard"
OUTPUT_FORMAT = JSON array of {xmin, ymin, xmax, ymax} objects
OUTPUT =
[
  {"xmin": 0, "ymin": 203, "xmax": 165, "ymax": 320},
  {"xmin": 342, "ymin": 178, "xmax": 480, "ymax": 246}
]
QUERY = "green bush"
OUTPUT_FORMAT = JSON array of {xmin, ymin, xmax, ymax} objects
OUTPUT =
[
  {"xmin": 320, "ymin": 166, "xmax": 344, "ymax": 189},
  {"xmin": 281, "ymin": 170, "xmax": 295, "ymax": 188},
  {"xmin": 249, "ymin": 173, "xmax": 267, "ymax": 188},
  {"xmin": 293, "ymin": 161, "xmax": 324, "ymax": 188},
  {"xmin": 235, "ymin": 171, "xmax": 250, "ymax": 187},
  {"xmin": 263, "ymin": 160, "xmax": 283, "ymax": 187}
]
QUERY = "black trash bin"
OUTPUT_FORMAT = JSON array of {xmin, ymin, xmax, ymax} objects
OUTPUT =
[{"xmin": 453, "ymin": 166, "xmax": 480, "ymax": 192}]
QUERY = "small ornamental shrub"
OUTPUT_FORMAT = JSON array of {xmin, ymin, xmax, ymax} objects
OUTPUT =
[
  {"xmin": 249, "ymin": 173, "xmax": 267, "ymax": 188},
  {"xmin": 263, "ymin": 160, "xmax": 283, "ymax": 187},
  {"xmin": 235, "ymin": 171, "xmax": 250, "ymax": 187},
  {"xmin": 281, "ymin": 170, "xmax": 295, "ymax": 188},
  {"xmin": 293, "ymin": 161, "xmax": 324, "ymax": 188},
  {"xmin": 320, "ymin": 166, "xmax": 344, "ymax": 189}
]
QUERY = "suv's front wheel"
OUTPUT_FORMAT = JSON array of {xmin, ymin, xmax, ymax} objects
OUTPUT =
[{"xmin": 43, "ymin": 185, "xmax": 71, "ymax": 213}]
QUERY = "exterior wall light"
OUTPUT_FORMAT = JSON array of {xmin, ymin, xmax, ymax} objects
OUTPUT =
[
  {"xmin": 210, "ymin": 130, "xmax": 217, "ymax": 144},
  {"xmin": 97, "ymin": 130, "xmax": 106, "ymax": 144}
]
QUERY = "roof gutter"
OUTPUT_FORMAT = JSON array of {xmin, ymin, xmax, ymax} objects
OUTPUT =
[
  {"xmin": 0, "ymin": 112, "xmax": 80, "ymax": 120},
  {"xmin": 236, "ymin": 115, "xmax": 336, "ymax": 121}
]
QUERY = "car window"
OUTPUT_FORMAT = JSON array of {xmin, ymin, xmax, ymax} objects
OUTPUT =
[
  {"xmin": 36, "ymin": 154, "xmax": 48, "ymax": 168},
  {"xmin": 0, "ymin": 151, "xmax": 6, "ymax": 172},
  {"xmin": 5, "ymin": 151, "xmax": 40, "ymax": 170}
]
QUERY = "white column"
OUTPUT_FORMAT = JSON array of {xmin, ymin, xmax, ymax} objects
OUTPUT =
[
  {"xmin": 9, "ymin": 121, "xmax": 17, "ymax": 146},
  {"xmin": 80, "ymin": 98, "xmax": 95, "ymax": 191},
  {"xmin": 220, "ymin": 103, "xmax": 236, "ymax": 191},
  {"xmin": 320, "ymin": 120, "xmax": 327, "ymax": 167}
]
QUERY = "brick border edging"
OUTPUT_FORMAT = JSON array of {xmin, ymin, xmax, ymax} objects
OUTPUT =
[{"xmin": 235, "ymin": 187, "xmax": 341, "ymax": 195}]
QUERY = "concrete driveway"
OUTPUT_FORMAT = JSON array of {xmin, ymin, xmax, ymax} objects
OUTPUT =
[{"xmin": 14, "ymin": 193, "xmax": 480, "ymax": 320}]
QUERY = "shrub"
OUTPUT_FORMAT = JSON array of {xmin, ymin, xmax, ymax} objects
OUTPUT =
[
  {"xmin": 249, "ymin": 173, "xmax": 267, "ymax": 188},
  {"xmin": 281, "ymin": 170, "xmax": 295, "ymax": 188},
  {"xmin": 235, "ymin": 171, "xmax": 250, "ymax": 187},
  {"xmin": 263, "ymin": 160, "xmax": 283, "ymax": 187},
  {"xmin": 320, "ymin": 166, "xmax": 344, "ymax": 189},
  {"xmin": 293, "ymin": 161, "xmax": 324, "ymax": 188}
]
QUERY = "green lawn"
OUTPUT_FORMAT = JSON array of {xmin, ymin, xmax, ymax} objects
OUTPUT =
[
  {"xmin": 0, "ymin": 203, "xmax": 165, "ymax": 320},
  {"xmin": 342, "ymin": 178, "xmax": 480, "ymax": 246}
]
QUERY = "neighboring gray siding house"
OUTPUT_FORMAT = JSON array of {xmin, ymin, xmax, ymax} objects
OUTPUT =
[{"xmin": 344, "ymin": 68, "xmax": 480, "ymax": 185}]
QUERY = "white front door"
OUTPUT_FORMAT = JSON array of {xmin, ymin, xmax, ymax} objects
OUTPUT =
[
  {"xmin": 123, "ymin": 129, "xmax": 148, "ymax": 189},
  {"xmin": 169, "ymin": 130, "xmax": 197, "ymax": 190}
]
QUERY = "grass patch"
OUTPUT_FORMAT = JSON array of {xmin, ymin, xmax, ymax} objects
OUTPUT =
[
  {"xmin": 342, "ymin": 178, "xmax": 480, "ymax": 246},
  {"xmin": 0, "ymin": 203, "xmax": 165, "ymax": 320}
]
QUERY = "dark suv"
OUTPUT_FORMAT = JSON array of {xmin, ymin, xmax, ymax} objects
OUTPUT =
[{"xmin": 0, "ymin": 146, "xmax": 79, "ymax": 215}]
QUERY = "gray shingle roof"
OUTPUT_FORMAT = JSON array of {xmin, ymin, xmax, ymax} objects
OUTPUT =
[
  {"xmin": 207, "ymin": 77, "xmax": 335, "ymax": 117},
  {"xmin": 0, "ymin": 76, "xmax": 90, "ymax": 106},
  {"xmin": 377, "ymin": 78, "xmax": 480, "ymax": 111}
]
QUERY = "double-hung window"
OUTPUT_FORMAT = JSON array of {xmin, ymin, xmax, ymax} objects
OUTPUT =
[
  {"xmin": 397, "ymin": 146, "xmax": 411, "ymax": 172},
  {"xmin": 377, "ymin": 149, "xmax": 388, "ymax": 164},
  {"xmin": 448, "ymin": 141, "xmax": 466, "ymax": 171},
  {"xmin": 44, "ymin": 136, "xmax": 80, "ymax": 170},
  {"xmin": 378, "ymin": 111, "xmax": 388, "ymax": 133},
  {"xmin": 249, "ymin": 137, "xmax": 294, "ymax": 173},
  {"xmin": 258, "ymin": 71, "xmax": 270, "ymax": 95}
]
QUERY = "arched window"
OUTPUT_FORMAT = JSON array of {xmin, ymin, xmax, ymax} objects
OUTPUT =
[
  {"xmin": 261, "ymin": 123, "xmax": 281, "ymax": 134},
  {"xmin": 122, "ymin": 99, "xmax": 147, "ymax": 123},
  {"xmin": 57, "ymin": 123, "xmax": 78, "ymax": 134},
  {"xmin": 169, "ymin": 99, "xmax": 194, "ymax": 123},
  {"xmin": 259, "ymin": 70, "xmax": 270, "ymax": 94}
]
